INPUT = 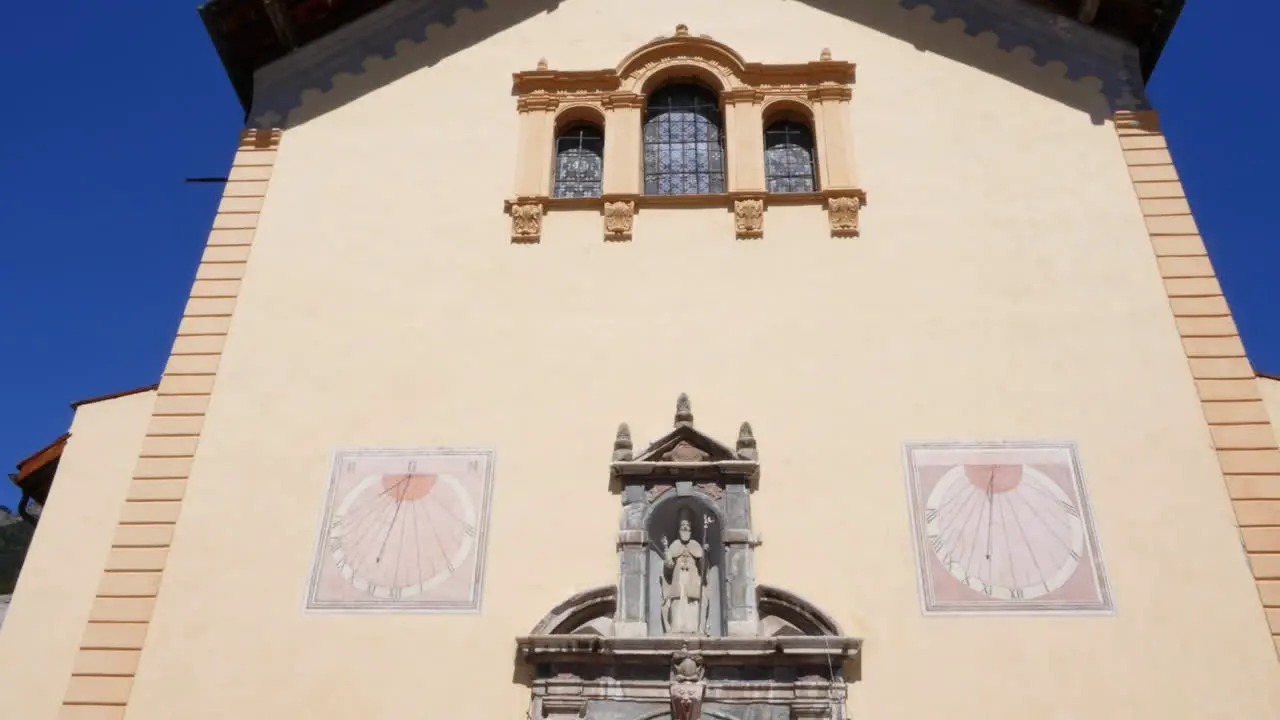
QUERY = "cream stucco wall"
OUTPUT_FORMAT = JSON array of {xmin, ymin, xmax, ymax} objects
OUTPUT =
[
  {"xmin": 0, "ymin": 390, "xmax": 154, "ymax": 719},
  {"xmin": 119, "ymin": 1, "xmax": 1280, "ymax": 718},
  {"xmin": 1260, "ymin": 376, "xmax": 1280, "ymax": 447}
]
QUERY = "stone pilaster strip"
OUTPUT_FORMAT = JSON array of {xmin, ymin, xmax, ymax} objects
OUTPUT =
[
  {"xmin": 57, "ymin": 128, "xmax": 281, "ymax": 719},
  {"xmin": 1115, "ymin": 110, "xmax": 1280, "ymax": 657}
]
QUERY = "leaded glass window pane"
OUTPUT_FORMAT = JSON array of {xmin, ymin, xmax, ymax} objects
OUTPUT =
[
  {"xmin": 643, "ymin": 84, "xmax": 725, "ymax": 195},
  {"xmin": 764, "ymin": 121, "xmax": 817, "ymax": 193},
  {"xmin": 553, "ymin": 125, "xmax": 604, "ymax": 198}
]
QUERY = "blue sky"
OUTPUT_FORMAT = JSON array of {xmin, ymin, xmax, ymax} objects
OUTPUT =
[{"xmin": 1, "ymin": 3, "xmax": 1276, "ymax": 511}]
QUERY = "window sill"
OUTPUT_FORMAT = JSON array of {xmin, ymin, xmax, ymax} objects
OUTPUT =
[{"xmin": 504, "ymin": 188, "xmax": 865, "ymax": 243}]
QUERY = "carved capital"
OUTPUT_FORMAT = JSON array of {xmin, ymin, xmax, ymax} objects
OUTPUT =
[
  {"xmin": 511, "ymin": 201, "xmax": 545, "ymax": 242},
  {"xmin": 733, "ymin": 197, "xmax": 765, "ymax": 239},
  {"xmin": 825, "ymin": 195, "xmax": 861, "ymax": 237},
  {"xmin": 722, "ymin": 87, "xmax": 762, "ymax": 105},
  {"xmin": 807, "ymin": 85, "xmax": 853, "ymax": 102},
  {"xmin": 517, "ymin": 92, "xmax": 561, "ymax": 112},
  {"xmin": 602, "ymin": 92, "xmax": 646, "ymax": 109},
  {"xmin": 617, "ymin": 529, "xmax": 648, "ymax": 547},
  {"xmin": 722, "ymin": 529, "xmax": 763, "ymax": 546},
  {"xmin": 603, "ymin": 198, "xmax": 636, "ymax": 240}
]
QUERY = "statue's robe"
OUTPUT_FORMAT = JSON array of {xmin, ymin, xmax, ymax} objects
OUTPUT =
[{"xmin": 663, "ymin": 539, "xmax": 704, "ymax": 634}]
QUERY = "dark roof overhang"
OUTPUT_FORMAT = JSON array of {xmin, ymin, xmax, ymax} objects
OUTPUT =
[{"xmin": 199, "ymin": 0, "xmax": 1186, "ymax": 117}]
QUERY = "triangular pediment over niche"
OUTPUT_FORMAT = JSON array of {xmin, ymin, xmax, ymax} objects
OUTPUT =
[
  {"xmin": 635, "ymin": 426, "xmax": 737, "ymax": 464},
  {"xmin": 610, "ymin": 394, "xmax": 759, "ymax": 487}
]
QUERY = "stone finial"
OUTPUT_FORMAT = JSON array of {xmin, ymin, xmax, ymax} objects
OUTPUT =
[
  {"xmin": 675, "ymin": 24, "xmax": 690, "ymax": 36},
  {"xmin": 820, "ymin": 47, "xmax": 832, "ymax": 61},
  {"xmin": 736, "ymin": 422, "xmax": 757, "ymax": 461},
  {"xmin": 536, "ymin": 58, "xmax": 548, "ymax": 70},
  {"xmin": 674, "ymin": 393, "xmax": 694, "ymax": 428},
  {"xmin": 613, "ymin": 423, "xmax": 634, "ymax": 462}
]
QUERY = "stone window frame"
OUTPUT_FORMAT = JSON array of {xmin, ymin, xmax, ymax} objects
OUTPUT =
[{"xmin": 505, "ymin": 25, "xmax": 866, "ymax": 243}]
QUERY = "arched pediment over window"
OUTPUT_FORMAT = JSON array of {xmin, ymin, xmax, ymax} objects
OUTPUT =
[
  {"xmin": 614, "ymin": 26, "xmax": 748, "ymax": 95},
  {"xmin": 527, "ymin": 585, "xmax": 617, "ymax": 636},
  {"xmin": 506, "ymin": 26, "xmax": 866, "ymax": 243}
]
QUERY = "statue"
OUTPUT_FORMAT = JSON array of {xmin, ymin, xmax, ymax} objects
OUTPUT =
[{"xmin": 661, "ymin": 508, "xmax": 707, "ymax": 636}]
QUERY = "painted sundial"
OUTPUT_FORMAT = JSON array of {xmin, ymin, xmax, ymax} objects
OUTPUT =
[
  {"xmin": 905, "ymin": 441, "xmax": 1112, "ymax": 614},
  {"xmin": 306, "ymin": 448, "xmax": 495, "ymax": 612}
]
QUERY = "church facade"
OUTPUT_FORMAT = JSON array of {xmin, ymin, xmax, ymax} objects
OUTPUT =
[{"xmin": 7, "ymin": 0, "xmax": 1280, "ymax": 718}]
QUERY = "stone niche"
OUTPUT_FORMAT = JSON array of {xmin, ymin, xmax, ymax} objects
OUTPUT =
[{"xmin": 516, "ymin": 396, "xmax": 862, "ymax": 720}]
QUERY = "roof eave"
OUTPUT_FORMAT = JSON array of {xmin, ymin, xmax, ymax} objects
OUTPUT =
[
  {"xmin": 198, "ymin": 1, "xmax": 257, "ymax": 117},
  {"xmin": 1141, "ymin": 0, "xmax": 1186, "ymax": 80},
  {"xmin": 13, "ymin": 433, "xmax": 70, "ymax": 486},
  {"xmin": 69, "ymin": 384, "xmax": 158, "ymax": 409}
]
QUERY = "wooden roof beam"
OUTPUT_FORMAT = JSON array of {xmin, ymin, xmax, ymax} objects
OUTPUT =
[
  {"xmin": 261, "ymin": 0, "xmax": 300, "ymax": 50},
  {"xmin": 1078, "ymin": 0, "xmax": 1101, "ymax": 25}
]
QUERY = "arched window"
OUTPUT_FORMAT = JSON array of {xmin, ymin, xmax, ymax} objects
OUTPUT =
[
  {"xmin": 764, "ymin": 120, "xmax": 817, "ymax": 193},
  {"xmin": 553, "ymin": 124, "xmax": 604, "ymax": 198},
  {"xmin": 643, "ymin": 84, "xmax": 725, "ymax": 195}
]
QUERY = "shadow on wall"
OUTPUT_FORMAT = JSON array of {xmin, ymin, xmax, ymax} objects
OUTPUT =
[
  {"xmin": 267, "ymin": 0, "xmax": 566, "ymax": 129},
  {"xmin": 796, "ymin": 0, "xmax": 1122, "ymax": 124},
  {"xmin": 259, "ymin": 0, "xmax": 1127, "ymax": 130}
]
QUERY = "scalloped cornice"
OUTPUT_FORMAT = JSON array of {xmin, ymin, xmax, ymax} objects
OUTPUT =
[
  {"xmin": 246, "ymin": 0, "xmax": 1148, "ymax": 129},
  {"xmin": 249, "ymin": 0, "xmax": 490, "ymax": 127},
  {"xmin": 899, "ymin": 0, "xmax": 1149, "ymax": 111}
]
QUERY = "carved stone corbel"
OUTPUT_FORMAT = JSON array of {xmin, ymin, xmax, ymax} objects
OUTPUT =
[
  {"xmin": 670, "ymin": 646, "xmax": 706, "ymax": 720},
  {"xmin": 603, "ymin": 197, "xmax": 636, "ymax": 241},
  {"xmin": 510, "ymin": 200, "xmax": 544, "ymax": 242},
  {"xmin": 733, "ymin": 196, "xmax": 765, "ymax": 239},
  {"xmin": 825, "ymin": 195, "xmax": 862, "ymax": 237}
]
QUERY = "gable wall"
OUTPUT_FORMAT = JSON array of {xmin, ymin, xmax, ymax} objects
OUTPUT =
[
  {"xmin": 0, "ymin": 390, "xmax": 155, "ymax": 720},
  {"xmin": 105, "ymin": 1, "xmax": 1280, "ymax": 718},
  {"xmin": 1261, "ymin": 377, "xmax": 1280, "ymax": 447}
]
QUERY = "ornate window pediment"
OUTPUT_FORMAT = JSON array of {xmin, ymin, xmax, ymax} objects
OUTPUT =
[
  {"xmin": 516, "ymin": 395, "xmax": 861, "ymax": 720},
  {"xmin": 506, "ymin": 25, "xmax": 867, "ymax": 243}
]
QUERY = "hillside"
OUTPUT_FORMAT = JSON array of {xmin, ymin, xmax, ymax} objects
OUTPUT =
[{"xmin": 0, "ymin": 507, "xmax": 35, "ymax": 592}]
